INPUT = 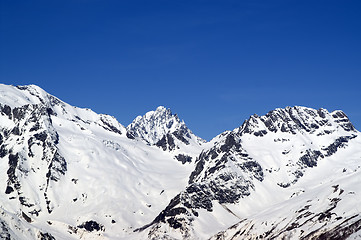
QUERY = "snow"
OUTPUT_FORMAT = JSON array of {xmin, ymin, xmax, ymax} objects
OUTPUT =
[
  {"xmin": 45, "ymin": 112, "xmax": 196, "ymax": 238},
  {"xmin": 0, "ymin": 84, "xmax": 360, "ymax": 239},
  {"xmin": 0, "ymin": 85, "xmax": 204, "ymax": 239}
]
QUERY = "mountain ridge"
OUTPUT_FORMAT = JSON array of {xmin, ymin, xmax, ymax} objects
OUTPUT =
[
  {"xmin": 132, "ymin": 106, "xmax": 361, "ymax": 239},
  {"xmin": 0, "ymin": 84, "xmax": 360, "ymax": 240},
  {"xmin": 126, "ymin": 105, "xmax": 205, "ymax": 163}
]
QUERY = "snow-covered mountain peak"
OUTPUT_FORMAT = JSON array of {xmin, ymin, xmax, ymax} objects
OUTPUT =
[
  {"xmin": 0, "ymin": 84, "xmax": 45, "ymax": 108},
  {"xmin": 0, "ymin": 84, "xmax": 127, "ymax": 138},
  {"xmin": 238, "ymin": 105, "xmax": 355, "ymax": 137},
  {"xmin": 0, "ymin": 84, "xmax": 67, "ymax": 110},
  {"xmin": 130, "ymin": 106, "xmax": 182, "ymax": 141},
  {"xmin": 0, "ymin": 85, "xmax": 197, "ymax": 239},
  {"xmin": 1, "ymin": 84, "xmax": 361, "ymax": 240},
  {"xmin": 136, "ymin": 106, "xmax": 360, "ymax": 239},
  {"xmin": 153, "ymin": 105, "xmax": 172, "ymax": 115},
  {"xmin": 127, "ymin": 106, "xmax": 204, "ymax": 148}
]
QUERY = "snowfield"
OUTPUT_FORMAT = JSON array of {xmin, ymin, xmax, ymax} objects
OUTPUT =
[{"xmin": 0, "ymin": 84, "xmax": 360, "ymax": 239}]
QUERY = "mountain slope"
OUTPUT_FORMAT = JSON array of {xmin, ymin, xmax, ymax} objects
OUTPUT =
[
  {"xmin": 0, "ymin": 84, "xmax": 360, "ymax": 240},
  {"xmin": 0, "ymin": 84, "xmax": 202, "ymax": 239},
  {"xmin": 136, "ymin": 106, "xmax": 361, "ymax": 239},
  {"xmin": 211, "ymin": 168, "xmax": 361, "ymax": 240}
]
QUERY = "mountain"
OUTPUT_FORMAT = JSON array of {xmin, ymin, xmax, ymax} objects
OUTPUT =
[
  {"xmin": 126, "ymin": 106, "xmax": 205, "ymax": 163},
  {"xmin": 0, "ymin": 84, "xmax": 360, "ymax": 240},
  {"xmin": 127, "ymin": 106, "xmax": 203, "ymax": 146},
  {"xmin": 0, "ymin": 84, "xmax": 200, "ymax": 239},
  {"xmin": 135, "ymin": 106, "xmax": 361, "ymax": 239}
]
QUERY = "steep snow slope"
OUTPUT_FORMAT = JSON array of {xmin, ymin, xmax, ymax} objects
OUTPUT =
[
  {"xmin": 211, "ymin": 163, "xmax": 361, "ymax": 239},
  {"xmin": 137, "ymin": 106, "xmax": 361, "ymax": 239},
  {"xmin": 209, "ymin": 108, "xmax": 361, "ymax": 239},
  {"xmin": 1, "ymin": 84, "xmax": 360, "ymax": 240},
  {"xmin": 0, "ymin": 84, "xmax": 202, "ymax": 239}
]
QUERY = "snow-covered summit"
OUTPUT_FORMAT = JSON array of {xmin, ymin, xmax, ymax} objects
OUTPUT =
[
  {"xmin": 137, "ymin": 105, "xmax": 361, "ymax": 239},
  {"xmin": 127, "ymin": 106, "xmax": 182, "ymax": 144},
  {"xmin": 1, "ymin": 84, "xmax": 360, "ymax": 240},
  {"xmin": 238, "ymin": 105, "xmax": 355, "ymax": 137},
  {"xmin": 0, "ymin": 84, "xmax": 199, "ymax": 239},
  {"xmin": 127, "ymin": 106, "xmax": 205, "ymax": 151},
  {"xmin": 0, "ymin": 84, "xmax": 127, "ymax": 136},
  {"xmin": 0, "ymin": 84, "xmax": 49, "ymax": 108}
]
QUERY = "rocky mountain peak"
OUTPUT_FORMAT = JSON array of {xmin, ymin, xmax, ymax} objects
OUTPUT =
[
  {"xmin": 137, "ymin": 106, "xmax": 360, "ymax": 239},
  {"xmin": 127, "ymin": 106, "xmax": 204, "ymax": 148},
  {"xmin": 1, "ymin": 84, "xmax": 360, "ymax": 240},
  {"xmin": 238, "ymin": 106, "xmax": 355, "ymax": 137}
]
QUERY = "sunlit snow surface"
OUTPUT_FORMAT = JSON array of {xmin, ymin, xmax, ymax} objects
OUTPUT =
[
  {"xmin": 0, "ymin": 84, "xmax": 200, "ymax": 239},
  {"xmin": 0, "ymin": 84, "xmax": 360, "ymax": 239},
  {"xmin": 207, "ymin": 131, "xmax": 361, "ymax": 239}
]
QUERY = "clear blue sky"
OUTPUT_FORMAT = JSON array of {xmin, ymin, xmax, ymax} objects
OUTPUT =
[{"xmin": 1, "ymin": 0, "xmax": 360, "ymax": 140}]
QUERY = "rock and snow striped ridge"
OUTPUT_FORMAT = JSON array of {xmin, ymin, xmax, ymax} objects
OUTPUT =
[
  {"xmin": 136, "ymin": 106, "xmax": 361, "ymax": 239},
  {"xmin": 0, "ymin": 84, "xmax": 360, "ymax": 240}
]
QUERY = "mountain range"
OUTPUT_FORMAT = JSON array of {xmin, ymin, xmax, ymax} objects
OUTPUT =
[{"xmin": 0, "ymin": 84, "xmax": 360, "ymax": 240}]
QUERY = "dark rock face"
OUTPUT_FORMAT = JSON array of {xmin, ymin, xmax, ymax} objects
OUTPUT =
[
  {"xmin": 238, "ymin": 161, "xmax": 264, "ymax": 181},
  {"xmin": 154, "ymin": 195, "xmax": 186, "ymax": 227},
  {"xmin": 172, "ymin": 125, "xmax": 191, "ymax": 145},
  {"xmin": 22, "ymin": 211, "xmax": 32, "ymax": 223},
  {"xmin": 139, "ymin": 131, "xmax": 265, "ymax": 236},
  {"xmin": 12, "ymin": 106, "xmax": 27, "ymax": 121},
  {"xmin": 100, "ymin": 117, "xmax": 122, "ymax": 135},
  {"xmin": 254, "ymin": 130, "xmax": 268, "ymax": 136},
  {"xmin": 183, "ymin": 184, "xmax": 213, "ymax": 211},
  {"xmin": 43, "ymin": 151, "xmax": 67, "ymax": 214},
  {"xmin": 5, "ymin": 186, "xmax": 14, "ymax": 194},
  {"xmin": 7, "ymin": 154, "xmax": 19, "ymax": 182},
  {"xmin": 126, "ymin": 131, "xmax": 135, "ymax": 139},
  {"xmin": 0, "ymin": 220, "xmax": 11, "ymax": 240},
  {"xmin": 184, "ymin": 174, "xmax": 254, "ymax": 210},
  {"xmin": 34, "ymin": 131, "xmax": 48, "ymax": 142},
  {"xmin": 299, "ymin": 150, "xmax": 324, "ymax": 168},
  {"xmin": 220, "ymin": 133, "xmax": 241, "ymax": 152},
  {"xmin": 78, "ymin": 220, "xmax": 105, "ymax": 232},
  {"xmin": 135, "ymin": 194, "xmax": 193, "ymax": 239},
  {"xmin": 175, "ymin": 154, "xmax": 192, "ymax": 164},
  {"xmin": 188, "ymin": 155, "xmax": 205, "ymax": 184},
  {"xmin": 0, "ymin": 145, "xmax": 7, "ymax": 158},
  {"xmin": 239, "ymin": 107, "xmax": 356, "ymax": 137},
  {"xmin": 46, "ymin": 151, "xmax": 67, "ymax": 182},
  {"xmin": 332, "ymin": 111, "xmax": 356, "ymax": 132},
  {"xmin": 317, "ymin": 109, "xmax": 327, "ymax": 118},
  {"xmin": 0, "ymin": 103, "xmax": 67, "ymax": 215},
  {"xmin": 6, "ymin": 154, "xmax": 22, "ymax": 197},
  {"xmin": 323, "ymin": 135, "xmax": 357, "ymax": 157},
  {"xmin": 11, "ymin": 126, "xmax": 21, "ymax": 135},
  {"xmin": 1, "ymin": 104, "xmax": 12, "ymax": 119},
  {"xmin": 39, "ymin": 232, "xmax": 56, "ymax": 240},
  {"xmin": 154, "ymin": 127, "xmax": 197, "ymax": 151},
  {"xmin": 155, "ymin": 133, "xmax": 176, "ymax": 151},
  {"xmin": 186, "ymin": 153, "xmax": 262, "ymax": 207}
]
